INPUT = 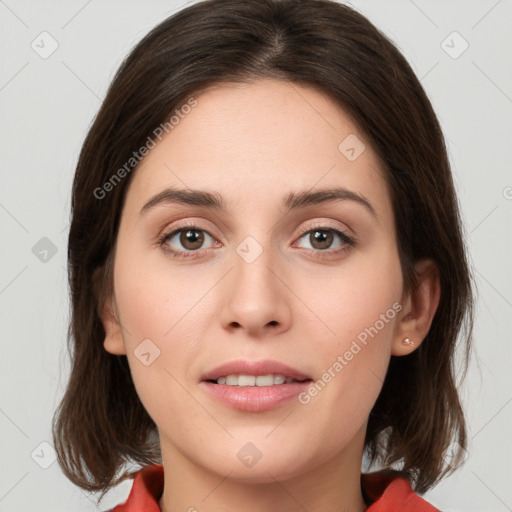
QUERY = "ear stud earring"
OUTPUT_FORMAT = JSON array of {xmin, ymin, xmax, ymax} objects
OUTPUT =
[{"xmin": 402, "ymin": 337, "xmax": 415, "ymax": 347}]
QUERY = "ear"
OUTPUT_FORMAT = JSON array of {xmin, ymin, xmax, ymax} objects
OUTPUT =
[
  {"xmin": 99, "ymin": 298, "xmax": 127, "ymax": 356},
  {"xmin": 392, "ymin": 258, "xmax": 441, "ymax": 356}
]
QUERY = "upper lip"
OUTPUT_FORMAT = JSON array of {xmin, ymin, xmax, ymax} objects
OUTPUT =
[{"xmin": 201, "ymin": 359, "xmax": 312, "ymax": 382}]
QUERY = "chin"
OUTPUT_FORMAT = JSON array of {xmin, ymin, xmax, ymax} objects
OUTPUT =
[{"xmin": 196, "ymin": 445, "xmax": 314, "ymax": 484}]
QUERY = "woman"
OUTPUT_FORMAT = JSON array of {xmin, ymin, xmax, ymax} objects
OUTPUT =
[{"xmin": 52, "ymin": 0, "xmax": 474, "ymax": 510}]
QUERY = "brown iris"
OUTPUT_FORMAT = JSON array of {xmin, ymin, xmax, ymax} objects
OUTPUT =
[
  {"xmin": 180, "ymin": 229, "xmax": 205, "ymax": 250},
  {"xmin": 310, "ymin": 230, "xmax": 333, "ymax": 250}
]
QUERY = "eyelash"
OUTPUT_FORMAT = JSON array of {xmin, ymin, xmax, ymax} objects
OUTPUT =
[{"xmin": 157, "ymin": 221, "xmax": 356, "ymax": 260}]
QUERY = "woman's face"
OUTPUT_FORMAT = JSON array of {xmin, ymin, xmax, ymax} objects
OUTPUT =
[{"xmin": 104, "ymin": 78, "xmax": 408, "ymax": 482}]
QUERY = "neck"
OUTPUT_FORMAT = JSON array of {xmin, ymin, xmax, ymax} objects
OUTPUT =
[{"xmin": 158, "ymin": 428, "xmax": 368, "ymax": 512}]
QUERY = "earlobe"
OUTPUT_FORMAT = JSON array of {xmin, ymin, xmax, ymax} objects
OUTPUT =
[
  {"xmin": 100, "ymin": 300, "xmax": 127, "ymax": 355},
  {"xmin": 392, "ymin": 258, "xmax": 441, "ymax": 356}
]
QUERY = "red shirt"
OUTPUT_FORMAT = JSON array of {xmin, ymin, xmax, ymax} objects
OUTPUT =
[{"xmin": 108, "ymin": 463, "xmax": 439, "ymax": 511}]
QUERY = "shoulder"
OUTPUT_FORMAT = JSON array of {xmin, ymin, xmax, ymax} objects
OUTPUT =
[
  {"xmin": 104, "ymin": 464, "xmax": 164, "ymax": 512},
  {"xmin": 362, "ymin": 470, "xmax": 440, "ymax": 511}
]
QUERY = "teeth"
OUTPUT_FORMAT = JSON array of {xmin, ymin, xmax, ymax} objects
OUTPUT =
[
  {"xmin": 214, "ymin": 374, "xmax": 302, "ymax": 386},
  {"xmin": 225, "ymin": 375, "xmax": 238, "ymax": 385},
  {"xmin": 256, "ymin": 375, "xmax": 274, "ymax": 386},
  {"xmin": 239, "ymin": 375, "xmax": 256, "ymax": 386}
]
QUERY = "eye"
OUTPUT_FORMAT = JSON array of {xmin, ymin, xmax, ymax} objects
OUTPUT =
[
  {"xmin": 294, "ymin": 224, "xmax": 355, "ymax": 256},
  {"xmin": 157, "ymin": 222, "xmax": 356, "ymax": 260},
  {"xmin": 158, "ymin": 224, "xmax": 216, "ymax": 259}
]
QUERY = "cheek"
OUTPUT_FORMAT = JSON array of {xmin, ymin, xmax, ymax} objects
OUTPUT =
[
  {"xmin": 111, "ymin": 240, "xmax": 221, "ymax": 423},
  {"xmin": 297, "ymin": 240, "xmax": 403, "ymax": 351},
  {"xmin": 293, "ymin": 247, "xmax": 402, "ymax": 421},
  {"xmin": 113, "ymin": 235, "xmax": 212, "ymax": 344},
  {"xmin": 294, "ymin": 303, "xmax": 398, "ymax": 462}
]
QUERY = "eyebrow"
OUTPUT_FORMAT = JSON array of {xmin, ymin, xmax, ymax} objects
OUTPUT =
[{"xmin": 140, "ymin": 186, "xmax": 378, "ymax": 220}]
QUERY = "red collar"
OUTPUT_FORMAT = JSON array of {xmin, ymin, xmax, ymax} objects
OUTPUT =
[{"xmin": 109, "ymin": 464, "xmax": 439, "ymax": 511}]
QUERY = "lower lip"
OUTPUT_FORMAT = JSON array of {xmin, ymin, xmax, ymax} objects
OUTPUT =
[{"xmin": 200, "ymin": 380, "xmax": 312, "ymax": 412}]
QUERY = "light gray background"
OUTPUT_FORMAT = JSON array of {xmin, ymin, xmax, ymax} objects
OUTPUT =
[{"xmin": 1, "ymin": 0, "xmax": 511, "ymax": 511}]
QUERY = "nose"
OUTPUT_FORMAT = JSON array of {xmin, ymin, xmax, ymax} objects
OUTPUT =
[{"xmin": 218, "ymin": 242, "xmax": 292, "ymax": 338}]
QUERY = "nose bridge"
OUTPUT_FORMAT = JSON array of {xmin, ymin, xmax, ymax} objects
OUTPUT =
[{"xmin": 233, "ymin": 234, "xmax": 281, "ymax": 303}]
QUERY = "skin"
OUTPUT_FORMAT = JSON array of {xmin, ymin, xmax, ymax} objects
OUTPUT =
[{"xmin": 101, "ymin": 78, "xmax": 440, "ymax": 512}]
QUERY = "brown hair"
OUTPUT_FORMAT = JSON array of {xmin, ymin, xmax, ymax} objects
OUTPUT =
[{"xmin": 52, "ymin": 0, "xmax": 474, "ymax": 500}]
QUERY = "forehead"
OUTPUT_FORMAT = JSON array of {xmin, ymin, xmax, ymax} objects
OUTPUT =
[{"xmin": 123, "ymin": 78, "xmax": 391, "ymax": 220}]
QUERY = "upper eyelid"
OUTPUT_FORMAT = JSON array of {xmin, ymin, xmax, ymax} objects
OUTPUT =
[{"xmin": 162, "ymin": 219, "xmax": 350, "ymax": 236}]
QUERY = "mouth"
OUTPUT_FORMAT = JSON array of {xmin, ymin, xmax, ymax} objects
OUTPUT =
[
  {"xmin": 205, "ymin": 374, "xmax": 311, "ymax": 386},
  {"xmin": 201, "ymin": 358, "xmax": 312, "ymax": 384},
  {"xmin": 200, "ymin": 359, "xmax": 313, "ymax": 412}
]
